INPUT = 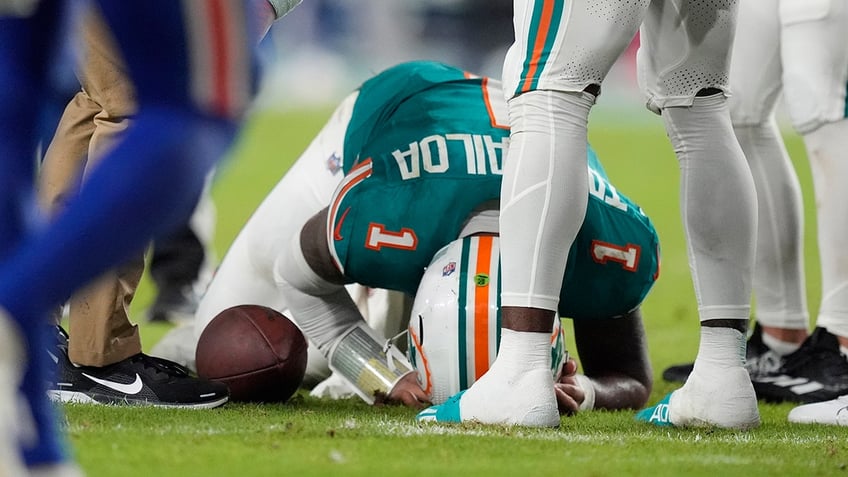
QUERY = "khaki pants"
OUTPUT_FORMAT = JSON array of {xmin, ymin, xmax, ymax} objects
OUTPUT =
[{"xmin": 39, "ymin": 9, "xmax": 143, "ymax": 367}]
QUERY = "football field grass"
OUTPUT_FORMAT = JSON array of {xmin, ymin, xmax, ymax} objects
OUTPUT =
[{"xmin": 64, "ymin": 107, "xmax": 848, "ymax": 476}]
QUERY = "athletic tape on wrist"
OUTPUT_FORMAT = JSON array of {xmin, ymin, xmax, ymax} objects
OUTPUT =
[
  {"xmin": 326, "ymin": 322, "xmax": 414, "ymax": 405},
  {"xmin": 574, "ymin": 374, "xmax": 596, "ymax": 412}
]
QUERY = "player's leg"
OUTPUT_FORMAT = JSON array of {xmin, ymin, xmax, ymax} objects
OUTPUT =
[
  {"xmin": 37, "ymin": 6, "xmax": 231, "ymax": 411},
  {"xmin": 37, "ymin": 85, "xmax": 142, "ymax": 370},
  {"xmin": 782, "ymin": 0, "xmax": 848, "ymax": 346},
  {"xmin": 63, "ymin": 258, "xmax": 145, "ymax": 367},
  {"xmin": 780, "ymin": 0, "xmax": 848, "ymax": 415},
  {"xmin": 657, "ymin": 16, "xmax": 796, "ymax": 381},
  {"xmin": 195, "ymin": 90, "xmax": 357, "ymax": 337},
  {"xmin": 0, "ymin": 1, "xmax": 80, "ymax": 472},
  {"xmin": 730, "ymin": 0, "xmax": 808, "ymax": 354},
  {"xmin": 422, "ymin": 0, "xmax": 650, "ymax": 427},
  {"xmin": 37, "ymin": 92, "xmax": 99, "ymax": 213},
  {"xmin": 154, "ymin": 91, "xmax": 359, "ymax": 371},
  {"xmin": 660, "ymin": 0, "xmax": 810, "ymax": 386},
  {"xmin": 38, "ymin": 57, "xmax": 145, "ymax": 371},
  {"xmin": 66, "ymin": 8, "xmax": 144, "ymax": 367},
  {"xmin": 636, "ymin": 0, "xmax": 759, "ymax": 429}
]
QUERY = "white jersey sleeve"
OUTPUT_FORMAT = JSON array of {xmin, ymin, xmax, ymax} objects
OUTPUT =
[{"xmin": 193, "ymin": 92, "xmax": 360, "ymax": 341}]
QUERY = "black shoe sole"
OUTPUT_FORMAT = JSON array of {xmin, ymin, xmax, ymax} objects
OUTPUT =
[{"xmin": 752, "ymin": 380, "xmax": 848, "ymax": 404}]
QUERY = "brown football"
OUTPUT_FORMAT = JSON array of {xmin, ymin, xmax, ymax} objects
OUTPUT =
[{"xmin": 195, "ymin": 305, "xmax": 308, "ymax": 403}]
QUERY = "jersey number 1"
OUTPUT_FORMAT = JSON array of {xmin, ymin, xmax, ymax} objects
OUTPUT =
[
  {"xmin": 366, "ymin": 223, "xmax": 418, "ymax": 251},
  {"xmin": 591, "ymin": 240, "xmax": 640, "ymax": 272}
]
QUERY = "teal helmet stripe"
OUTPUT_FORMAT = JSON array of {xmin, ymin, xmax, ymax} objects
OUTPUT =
[
  {"xmin": 516, "ymin": 0, "xmax": 566, "ymax": 95},
  {"xmin": 457, "ymin": 238, "xmax": 472, "ymax": 390}
]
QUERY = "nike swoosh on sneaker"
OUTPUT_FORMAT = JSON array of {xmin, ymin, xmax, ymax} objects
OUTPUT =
[{"xmin": 82, "ymin": 373, "xmax": 144, "ymax": 395}]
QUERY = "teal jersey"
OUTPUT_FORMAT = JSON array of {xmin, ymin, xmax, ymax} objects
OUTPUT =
[
  {"xmin": 329, "ymin": 61, "xmax": 659, "ymax": 319},
  {"xmin": 567, "ymin": 148, "xmax": 659, "ymax": 318}
]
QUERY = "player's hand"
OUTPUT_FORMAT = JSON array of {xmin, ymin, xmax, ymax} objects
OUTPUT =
[
  {"xmin": 554, "ymin": 357, "xmax": 585, "ymax": 414},
  {"xmin": 382, "ymin": 372, "xmax": 431, "ymax": 409}
]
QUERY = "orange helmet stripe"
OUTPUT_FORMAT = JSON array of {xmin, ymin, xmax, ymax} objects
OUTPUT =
[{"xmin": 473, "ymin": 235, "xmax": 495, "ymax": 380}]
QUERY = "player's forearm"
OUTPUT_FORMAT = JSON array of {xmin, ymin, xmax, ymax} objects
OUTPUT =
[
  {"xmin": 555, "ymin": 369, "xmax": 651, "ymax": 413},
  {"xmin": 571, "ymin": 308, "xmax": 653, "ymax": 410},
  {"xmin": 276, "ymin": 278, "xmax": 361, "ymax": 353},
  {"xmin": 583, "ymin": 373, "xmax": 652, "ymax": 410}
]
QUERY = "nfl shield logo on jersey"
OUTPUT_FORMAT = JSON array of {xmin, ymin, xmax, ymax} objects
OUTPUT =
[{"xmin": 325, "ymin": 152, "xmax": 342, "ymax": 175}]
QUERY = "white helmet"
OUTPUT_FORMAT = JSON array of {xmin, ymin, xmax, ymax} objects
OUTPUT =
[{"xmin": 407, "ymin": 235, "xmax": 566, "ymax": 405}]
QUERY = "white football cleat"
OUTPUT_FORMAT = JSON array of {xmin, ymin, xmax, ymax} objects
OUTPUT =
[
  {"xmin": 462, "ymin": 366, "xmax": 560, "ymax": 427},
  {"xmin": 788, "ymin": 396, "xmax": 848, "ymax": 425},
  {"xmin": 639, "ymin": 364, "xmax": 760, "ymax": 429},
  {"xmin": 418, "ymin": 366, "xmax": 559, "ymax": 427}
]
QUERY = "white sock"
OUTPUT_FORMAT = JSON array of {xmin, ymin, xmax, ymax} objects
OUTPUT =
[
  {"xmin": 694, "ymin": 326, "xmax": 746, "ymax": 370},
  {"xmin": 761, "ymin": 332, "xmax": 802, "ymax": 356},
  {"xmin": 491, "ymin": 328, "xmax": 551, "ymax": 372},
  {"xmin": 458, "ymin": 329, "xmax": 558, "ymax": 427}
]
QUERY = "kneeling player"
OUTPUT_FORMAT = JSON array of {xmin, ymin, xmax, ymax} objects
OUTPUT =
[
  {"xmin": 271, "ymin": 61, "xmax": 660, "ymax": 415},
  {"xmin": 159, "ymin": 61, "xmax": 660, "ymax": 415}
]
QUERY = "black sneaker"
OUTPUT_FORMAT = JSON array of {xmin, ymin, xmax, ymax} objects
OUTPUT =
[
  {"xmin": 48, "ymin": 327, "xmax": 228, "ymax": 409},
  {"xmin": 661, "ymin": 323, "xmax": 784, "ymax": 382},
  {"xmin": 147, "ymin": 286, "xmax": 200, "ymax": 324},
  {"xmin": 752, "ymin": 327, "xmax": 848, "ymax": 404}
]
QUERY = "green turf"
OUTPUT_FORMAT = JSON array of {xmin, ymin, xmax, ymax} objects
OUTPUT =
[
  {"xmin": 65, "ymin": 397, "xmax": 848, "ymax": 477},
  {"xmin": 66, "ymin": 108, "xmax": 848, "ymax": 476}
]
